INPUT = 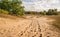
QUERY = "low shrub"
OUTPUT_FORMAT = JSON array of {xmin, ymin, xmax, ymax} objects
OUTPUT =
[{"xmin": 0, "ymin": 9, "xmax": 9, "ymax": 14}]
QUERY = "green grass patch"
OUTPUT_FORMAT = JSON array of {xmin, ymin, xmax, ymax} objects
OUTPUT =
[{"xmin": 0, "ymin": 9, "xmax": 9, "ymax": 14}]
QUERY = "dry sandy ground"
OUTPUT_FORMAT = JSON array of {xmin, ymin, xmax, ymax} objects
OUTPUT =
[{"xmin": 0, "ymin": 15, "xmax": 60, "ymax": 37}]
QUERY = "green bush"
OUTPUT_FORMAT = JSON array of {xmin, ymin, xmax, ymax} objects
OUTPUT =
[
  {"xmin": 0, "ymin": 9, "xmax": 9, "ymax": 14},
  {"xmin": 39, "ymin": 11, "xmax": 47, "ymax": 15},
  {"xmin": 0, "ymin": 0, "xmax": 24, "ymax": 16},
  {"xmin": 42, "ymin": 11, "xmax": 47, "ymax": 15},
  {"xmin": 16, "ymin": 12, "xmax": 24, "ymax": 16}
]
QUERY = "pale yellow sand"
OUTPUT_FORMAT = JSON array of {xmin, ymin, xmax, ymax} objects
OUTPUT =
[{"xmin": 0, "ymin": 15, "xmax": 60, "ymax": 37}]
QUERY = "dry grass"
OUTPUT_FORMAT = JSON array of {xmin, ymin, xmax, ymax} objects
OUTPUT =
[
  {"xmin": 0, "ymin": 13, "xmax": 28, "ymax": 20},
  {"xmin": 48, "ymin": 15, "xmax": 60, "ymax": 30}
]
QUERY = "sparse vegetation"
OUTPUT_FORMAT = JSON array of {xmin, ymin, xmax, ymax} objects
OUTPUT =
[{"xmin": 48, "ymin": 15, "xmax": 60, "ymax": 30}]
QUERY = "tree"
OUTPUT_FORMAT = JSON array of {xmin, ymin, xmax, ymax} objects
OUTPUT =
[
  {"xmin": 0, "ymin": 0, "xmax": 24, "ymax": 16},
  {"xmin": 47, "ymin": 9, "xmax": 58, "ymax": 15},
  {"xmin": 47, "ymin": 9, "xmax": 53, "ymax": 15}
]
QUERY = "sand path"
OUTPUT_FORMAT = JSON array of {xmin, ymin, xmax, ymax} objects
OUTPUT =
[{"xmin": 0, "ymin": 15, "xmax": 60, "ymax": 37}]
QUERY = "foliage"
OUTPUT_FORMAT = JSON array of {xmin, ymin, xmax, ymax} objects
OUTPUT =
[
  {"xmin": 0, "ymin": 9, "xmax": 9, "ymax": 14},
  {"xmin": 31, "ymin": 12, "xmax": 37, "ymax": 14},
  {"xmin": 47, "ymin": 9, "xmax": 58, "ymax": 15},
  {"xmin": 41, "ymin": 11, "xmax": 47, "ymax": 15},
  {"xmin": 0, "ymin": 0, "xmax": 24, "ymax": 16},
  {"xmin": 25, "ymin": 11, "xmax": 37, "ymax": 14}
]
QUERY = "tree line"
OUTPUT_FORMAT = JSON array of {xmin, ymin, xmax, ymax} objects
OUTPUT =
[{"xmin": 25, "ymin": 9, "xmax": 60, "ymax": 15}]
